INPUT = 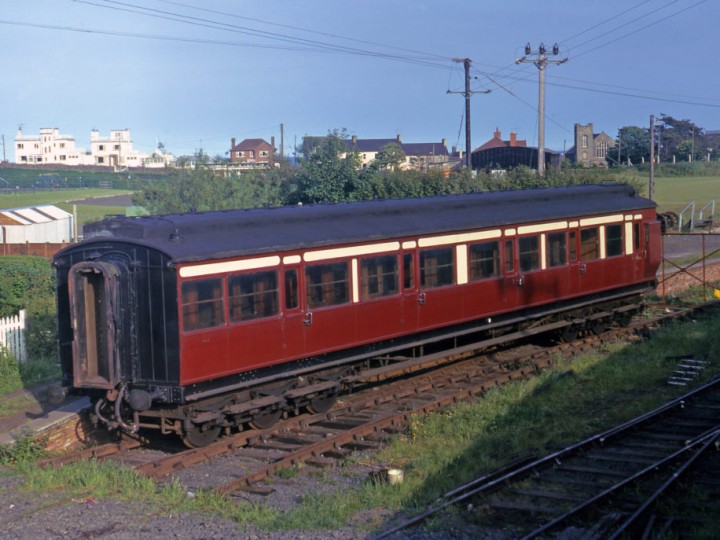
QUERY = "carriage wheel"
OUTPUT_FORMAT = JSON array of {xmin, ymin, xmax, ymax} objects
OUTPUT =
[
  {"xmin": 616, "ymin": 312, "xmax": 633, "ymax": 327},
  {"xmin": 591, "ymin": 321, "xmax": 608, "ymax": 335},
  {"xmin": 307, "ymin": 392, "xmax": 338, "ymax": 414},
  {"xmin": 182, "ymin": 424, "xmax": 221, "ymax": 448},
  {"xmin": 248, "ymin": 408, "xmax": 282, "ymax": 430},
  {"xmin": 559, "ymin": 325, "xmax": 578, "ymax": 343}
]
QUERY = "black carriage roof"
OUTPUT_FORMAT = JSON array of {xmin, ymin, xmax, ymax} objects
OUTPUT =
[{"xmin": 76, "ymin": 183, "xmax": 654, "ymax": 263}]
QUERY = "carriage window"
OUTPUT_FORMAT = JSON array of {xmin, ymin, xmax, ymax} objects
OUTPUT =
[
  {"xmin": 469, "ymin": 241, "xmax": 500, "ymax": 280},
  {"xmin": 633, "ymin": 223, "xmax": 640, "ymax": 251},
  {"xmin": 580, "ymin": 228, "xmax": 599, "ymax": 261},
  {"xmin": 228, "ymin": 270, "xmax": 278, "ymax": 322},
  {"xmin": 519, "ymin": 236, "xmax": 540, "ymax": 272},
  {"xmin": 285, "ymin": 269, "xmax": 298, "ymax": 310},
  {"xmin": 361, "ymin": 255, "xmax": 398, "ymax": 300},
  {"xmin": 569, "ymin": 231, "xmax": 577, "ymax": 261},
  {"xmin": 547, "ymin": 232, "xmax": 567, "ymax": 267},
  {"xmin": 605, "ymin": 224, "xmax": 623, "ymax": 257},
  {"xmin": 504, "ymin": 240, "xmax": 515, "ymax": 273},
  {"xmin": 182, "ymin": 278, "xmax": 225, "ymax": 331},
  {"xmin": 403, "ymin": 253, "xmax": 414, "ymax": 289},
  {"xmin": 306, "ymin": 262, "xmax": 349, "ymax": 308},
  {"xmin": 420, "ymin": 247, "xmax": 454, "ymax": 288}
]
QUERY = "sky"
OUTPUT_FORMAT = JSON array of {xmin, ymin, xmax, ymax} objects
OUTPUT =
[{"xmin": 1, "ymin": 0, "xmax": 719, "ymax": 161}]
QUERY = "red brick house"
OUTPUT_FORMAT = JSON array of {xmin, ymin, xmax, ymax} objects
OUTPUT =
[{"xmin": 229, "ymin": 138, "xmax": 275, "ymax": 168}]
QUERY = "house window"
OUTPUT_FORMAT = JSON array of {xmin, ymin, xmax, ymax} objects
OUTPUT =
[
  {"xmin": 420, "ymin": 247, "xmax": 454, "ymax": 288},
  {"xmin": 306, "ymin": 262, "xmax": 349, "ymax": 308},
  {"xmin": 519, "ymin": 236, "xmax": 540, "ymax": 272},
  {"xmin": 60, "ymin": 155, "xmax": 66, "ymax": 161},
  {"xmin": 236, "ymin": 151, "xmax": 244, "ymax": 158},
  {"xmin": 98, "ymin": 144, "xmax": 104, "ymax": 151},
  {"xmin": 97, "ymin": 157, "xmax": 105, "ymax": 164},
  {"xmin": 259, "ymin": 150, "xmax": 269, "ymax": 158},
  {"xmin": 581, "ymin": 135, "xmax": 588, "ymax": 148},
  {"xmin": 182, "ymin": 278, "xmax": 225, "ymax": 331},
  {"xmin": 468, "ymin": 241, "xmax": 500, "ymax": 280},
  {"xmin": 360, "ymin": 255, "xmax": 398, "ymax": 300},
  {"xmin": 17, "ymin": 143, "xmax": 24, "ymax": 149},
  {"xmin": 114, "ymin": 145, "xmax": 120, "ymax": 151},
  {"xmin": 60, "ymin": 143, "xmax": 65, "ymax": 149},
  {"xmin": 228, "ymin": 270, "xmax": 279, "ymax": 322}
]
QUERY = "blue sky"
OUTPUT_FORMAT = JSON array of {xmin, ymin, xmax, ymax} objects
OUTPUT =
[{"xmin": 1, "ymin": 0, "xmax": 718, "ymax": 160}]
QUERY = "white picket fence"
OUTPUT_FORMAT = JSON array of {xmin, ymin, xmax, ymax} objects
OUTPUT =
[{"xmin": 0, "ymin": 309, "xmax": 27, "ymax": 363}]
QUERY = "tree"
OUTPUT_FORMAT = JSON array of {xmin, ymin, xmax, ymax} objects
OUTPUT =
[
  {"xmin": 372, "ymin": 143, "xmax": 407, "ymax": 171},
  {"xmin": 133, "ymin": 167, "xmax": 289, "ymax": 214},
  {"xmin": 294, "ymin": 129, "xmax": 360, "ymax": 203},
  {"xmin": 658, "ymin": 115, "xmax": 703, "ymax": 161},
  {"xmin": 606, "ymin": 126, "xmax": 650, "ymax": 166}
]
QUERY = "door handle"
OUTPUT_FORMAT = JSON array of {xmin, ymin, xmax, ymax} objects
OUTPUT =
[
  {"xmin": 579, "ymin": 264, "xmax": 587, "ymax": 274},
  {"xmin": 303, "ymin": 311, "xmax": 313, "ymax": 326},
  {"xmin": 418, "ymin": 292, "xmax": 426, "ymax": 305}
]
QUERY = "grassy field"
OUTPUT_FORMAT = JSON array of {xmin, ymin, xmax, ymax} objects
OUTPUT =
[{"xmin": 650, "ymin": 175, "xmax": 720, "ymax": 214}]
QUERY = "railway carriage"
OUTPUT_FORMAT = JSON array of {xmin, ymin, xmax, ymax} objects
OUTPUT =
[{"xmin": 52, "ymin": 183, "xmax": 661, "ymax": 446}]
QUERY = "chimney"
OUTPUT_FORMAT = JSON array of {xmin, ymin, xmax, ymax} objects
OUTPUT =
[
  {"xmin": 494, "ymin": 128, "xmax": 501, "ymax": 140},
  {"xmin": 351, "ymin": 135, "xmax": 357, "ymax": 144},
  {"xmin": 396, "ymin": 134, "xmax": 401, "ymax": 142},
  {"xmin": 231, "ymin": 137, "xmax": 235, "ymax": 149},
  {"xmin": 442, "ymin": 138, "xmax": 446, "ymax": 147},
  {"xmin": 509, "ymin": 132, "xmax": 517, "ymax": 147},
  {"xmin": 452, "ymin": 146, "xmax": 457, "ymax": 154},
  {"xmin": 271, "ymin": 136, "xmax": 275, "ymax": 149}
]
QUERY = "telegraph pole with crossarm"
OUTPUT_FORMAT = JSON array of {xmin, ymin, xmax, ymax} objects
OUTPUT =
[
  {"xmin": 447, "ymin": 58, "xmax": 490, "ymax": 170},
  {"xmin": 515, "ymin": 43, "xmax": 567, "ymax": 176}
]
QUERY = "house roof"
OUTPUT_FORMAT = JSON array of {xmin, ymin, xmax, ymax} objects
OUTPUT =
[
  {"xmin": 346, "ymin": 138, "xmax": 448, "ymax": 156},
  {"xmin": 475, "ymin": 129, "xmax": 527, "ymax": 152},
  {"xmin": 231, "ymin": 138, "xmax": 274, "ymax": 152}
]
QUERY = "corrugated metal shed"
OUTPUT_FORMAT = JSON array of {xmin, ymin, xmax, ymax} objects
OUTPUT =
[{"xmin": 0, "ymin": 204, "xmax": 74, "ymax": 244}]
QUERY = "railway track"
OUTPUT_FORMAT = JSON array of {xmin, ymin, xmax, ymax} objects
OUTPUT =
[
  {"xmin": 377, "ymin": 374, "xmax": 720, "ymax": 539},
  {"xmin": 39, "ymin": 302, "xmax": 719, "ymax": 503}
]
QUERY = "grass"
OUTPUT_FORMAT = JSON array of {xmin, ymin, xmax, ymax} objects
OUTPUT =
[{"xmin": 651, "ymin": 175, "xmax": 720, "ymax": 214}]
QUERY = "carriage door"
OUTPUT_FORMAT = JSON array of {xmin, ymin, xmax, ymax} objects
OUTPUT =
[
  {"xmin": 401, "ymin": 251, "xmax": 419, "ymax": 331},
  {"xmin": 281, "ymin": 266, "xmax": 306, "ymax": 359},
  {"xmin": 68, "ymin": 261, "xmax": 121, "ymax": 389}
]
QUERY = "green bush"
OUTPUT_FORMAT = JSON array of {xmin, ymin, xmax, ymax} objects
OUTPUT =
[{"xmin": 0, "ymin": 256, "xmax": 54, "ymax": 318}]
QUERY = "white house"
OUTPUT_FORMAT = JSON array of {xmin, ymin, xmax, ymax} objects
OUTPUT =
[
  {"xmin": 14, "ymin": 127, "xmax": 155, "ymax": 168},
  {"xmin": 89, "ymin": 129, "xmax": 149, "ymax": 168},
  {"xmin": 0, "ymin": 205, "xmax": 74, "ymax": 244},
  {"xmin": 14, "ymin": 128, "xmax": 92, "ymax": 166}
]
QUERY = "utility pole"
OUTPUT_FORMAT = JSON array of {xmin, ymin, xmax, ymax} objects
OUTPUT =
[
  {"xmin": 1, "ymin": 134, "xmax": 5, "ymax": 162},
  {"xmin": 516, "ymin": 43, "xmax": 568, "ymax": 176},
  {"xmin": 280, "ymin": 123, "xmax": 284, "ymax": 160},
  {"xmin": 447, "ymin": 58, "xmax": 490, "ymax": 170},
  {"xmin": 649, "ymin": 115, "xmax": 655, "ymax": 200}
]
